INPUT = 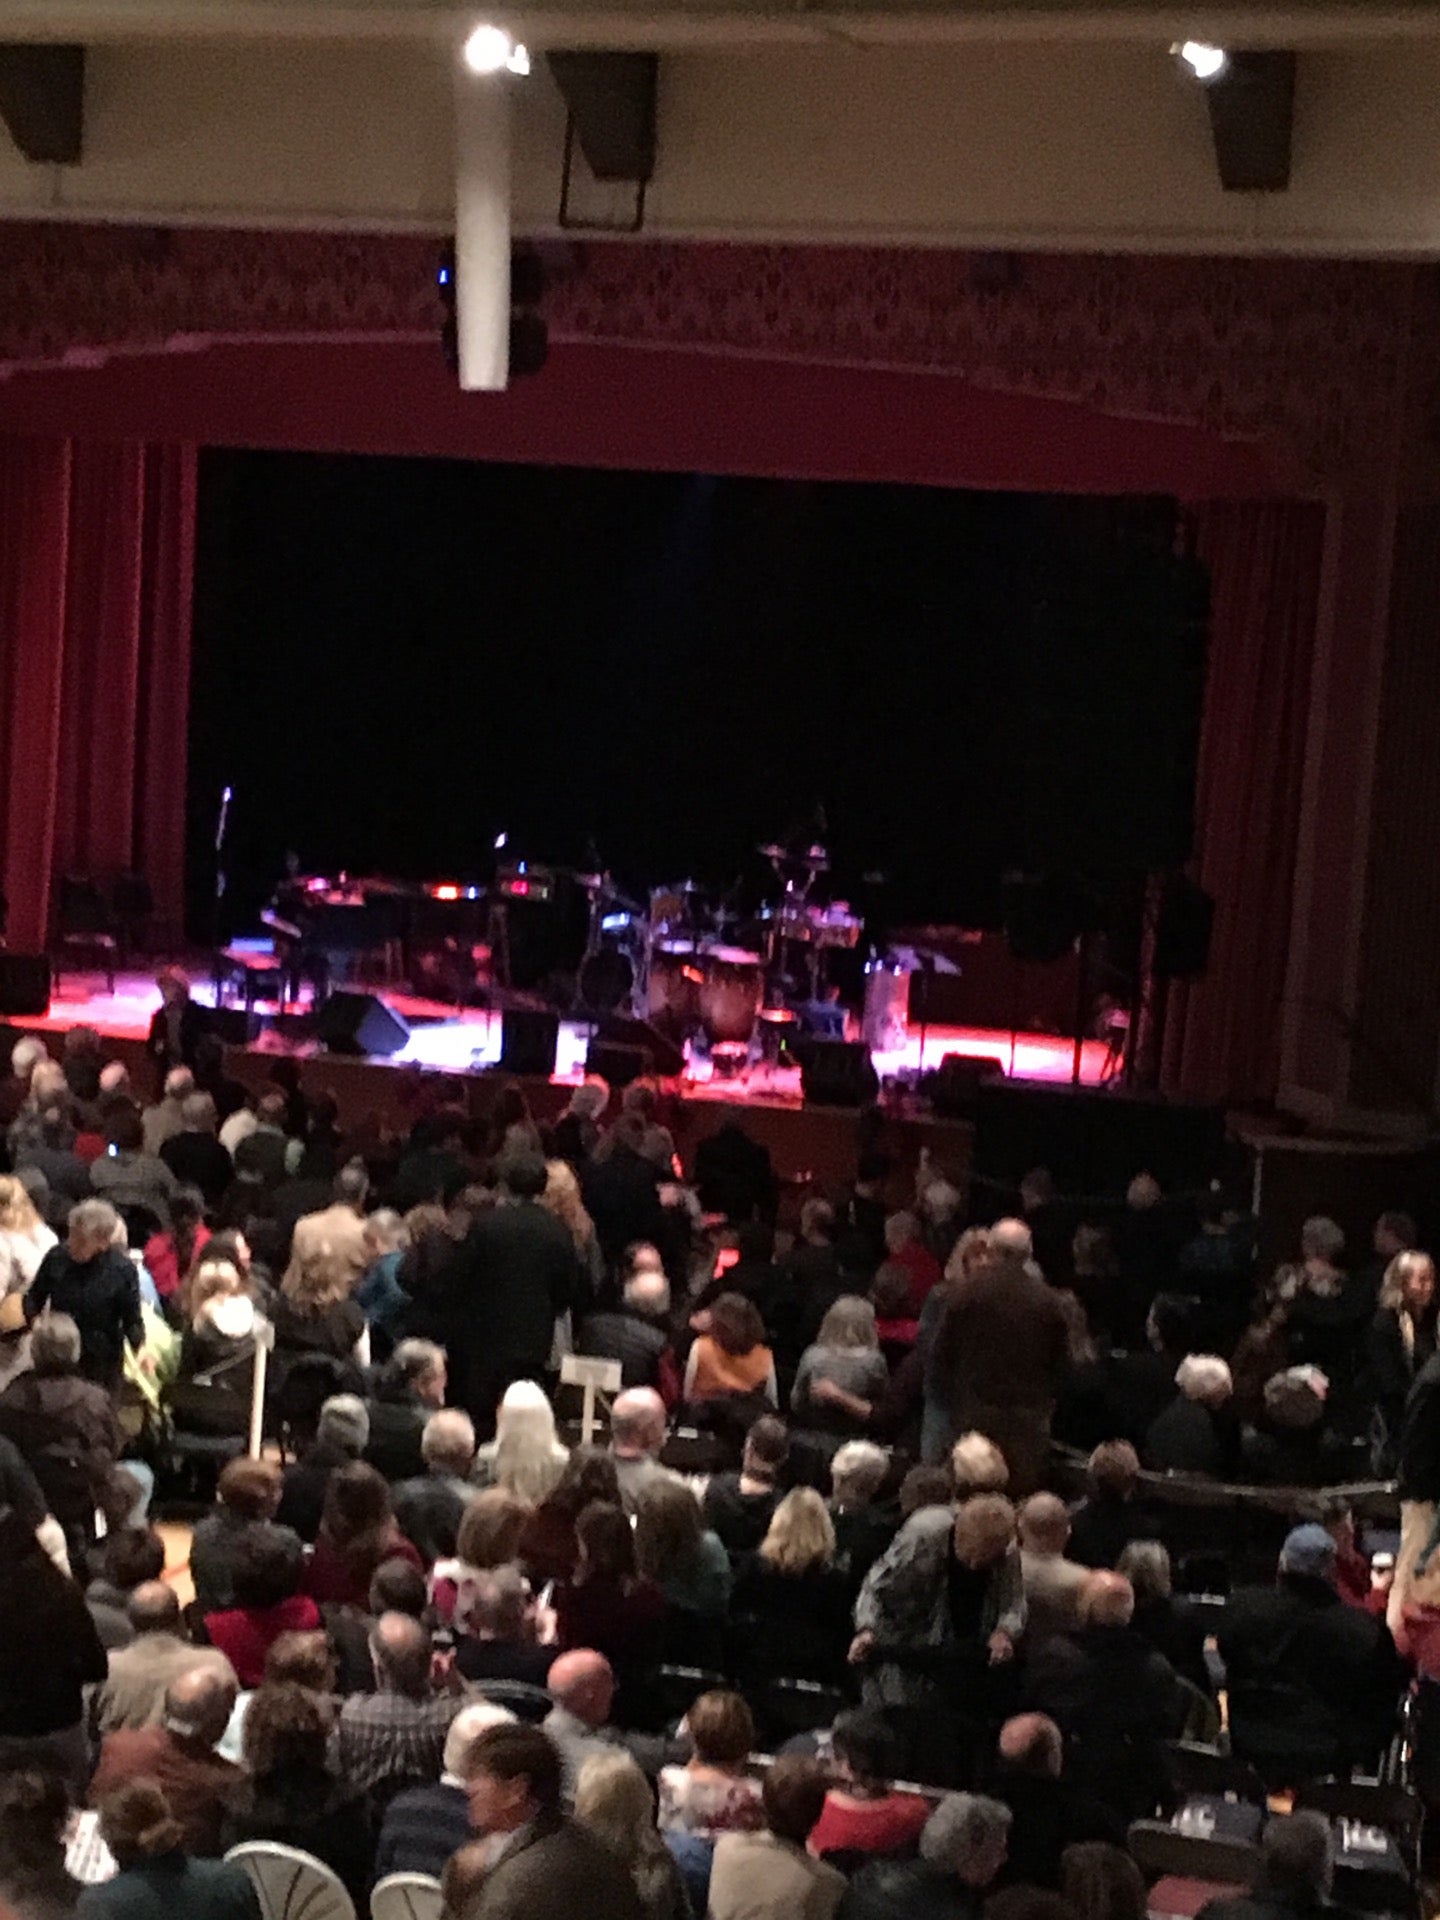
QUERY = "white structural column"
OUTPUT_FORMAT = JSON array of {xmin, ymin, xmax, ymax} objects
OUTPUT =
[{"xmin": 453, "ymin": 67, "xmax": 511, "ymax": 391}]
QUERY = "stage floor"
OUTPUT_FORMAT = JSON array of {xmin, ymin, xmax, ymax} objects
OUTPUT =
[{"xmin": 16, "ymin": 969, "xmax": 1111, "ymax": 1096}]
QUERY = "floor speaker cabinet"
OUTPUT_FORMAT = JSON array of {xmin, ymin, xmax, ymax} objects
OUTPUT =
[
  {"xmin": 586, "ymin": 1039, "xmax": 649, "ymax": 1089},
  {"xmin": 0, "ymin": 953, "xmax": 50, "ymax": 1017},
  {"xmin": 594, "ymin": 1012, "xmax": 686, "ymax": 1080},
  {"xmin": 207, "ymin": 1005, "xmax": 264, "ymax": 1048},
  {"xmin": 500, "ymin": 1008, "xmax": 560, "ymax": 1078},
  {"xmin": 314, "ymin": 991, "xmax": 411, "ymax": 1057},
  {"xmin": 800, "ymin": 1039, "xmax": 879, "ymax": 1109}
]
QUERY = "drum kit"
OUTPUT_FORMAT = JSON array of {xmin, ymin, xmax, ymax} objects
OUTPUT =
[{"xmin": 574, "ymin": 840, "xmax": 864, "ymax": 1065}]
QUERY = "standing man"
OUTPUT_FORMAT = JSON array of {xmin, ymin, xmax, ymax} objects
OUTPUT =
[
  {"xmin": 148, "ymin": 969, "xmax": 207, "ymax": 1081},
  {"xmin": 447, "ymin": 1153, "xmax": 579, "ymax": 1436},
  {"xmin": 928, "ymin": 1220, "xmax": 1068, "ymax": 1494}
]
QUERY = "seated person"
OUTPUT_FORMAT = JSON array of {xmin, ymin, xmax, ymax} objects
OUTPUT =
[
  {"xmin": 393, "ymin": 1409, "xmax": 476, "ymax": 1565},
  {"xmin": 1241, "ymin": 1366, "xmax": 1355, "ymax": 1486},
  {"xmin": 454, "ymin": 1563, "xmax": 557, "ymax": 1689},
  {"xmin": 658, "ymin": 1689, "xmax": 763, "ymax": 1838},
  {"xmin": 577, "ymin": 1268, "xmax": 678, "ymax": 1396},
  {"xmin": 703, "ymin": 1415, "xmax": 788, "ymax": 1560},
  {"xmin": 189, "ymin": 1457, "xmax": 302, "ymax": 1617},
  {"xmin": 635, "ymin": 1479, "xmax": 732, "ymax": 1622},
  {"xmin": 1116, "ymin": 1540, "xmax": 1212, "ymax": 1698},
  {"xmin": 684, "ymin": 1293, "xmax": 777, "ymax": 1408},
  {"xmin": 1066, "ymin": 1441, "xmax": 1145, "ymax": 1570},
  {"xmin": 1144, "ymin": 1355, "xmax": 1240, "ymax": 1478},
  {"xmin": 1218, "ymin": 1524, "xmax": 1404, "ymax": 1788},
  {"xmin": 364, "ymin": 1338, "xmax": 448, "ymax": 1482},
  {"xmin": 709, "ymin": 1756, "xmax": 845, "ymax": 1920},
  {"xmin": 729, "ymin": 1488, "xmax": 853, "ymax": 1688},
  {"xmin": 169, "ymin": 1259, "xmax": 262, "ymax": 1440},
  {"xmin": 203, "ymin": 1528, "xmax": 322, "ymax": 1689},
  {"xmin": 828, "ymin": 1439, "xmax": 897, "ymax": 1592},
  {"xmin": 553, "ymin": 1501, "xmax": 667, "ymax": 1673},
  {"xmin": 790, "ymin": 1297, "xmax": 890, "ymax": 1437},
  {"xmin": 808, "ymin": 1710, "xmax": 932, "ymax": 1861}
]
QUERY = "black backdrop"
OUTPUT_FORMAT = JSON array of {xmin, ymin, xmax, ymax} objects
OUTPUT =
[{"xmin": 187, "ymin": 452, "xmax": 1204, "ymax": 942}]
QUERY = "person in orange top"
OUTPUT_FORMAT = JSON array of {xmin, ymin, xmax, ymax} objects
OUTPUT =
[{"xmin": 684, "ymin": 1293, "xmax": 777, "ymax": 1406}]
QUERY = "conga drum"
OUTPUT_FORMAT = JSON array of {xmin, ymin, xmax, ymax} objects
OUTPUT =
[
  {"xmin": 700, "ymin": 947, "xmax": 764, "ymax": 1047},
  {"xmin": 646, "ymin": 939, "xmax": 704, "ymax": 1038}
]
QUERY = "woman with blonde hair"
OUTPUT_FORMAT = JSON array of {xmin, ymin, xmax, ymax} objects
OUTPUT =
[
  {"xmin": 0, "ymin": 1173, "xmax": 55, "ymax": 1386},
  {"xmin": 273, "ymin": 1239, "xmax": 368, "ymax": 1367},
  {"xmin": 791, "ymin": 1296, "xmax": 889, "ymax": 1434},
  {"xmin": 471, "ymin": 1379, "xmax": 570, "ymax": 1504},
  {"xmin": 576, "ymin": 1749, "xmax": 689, "ymax": 1920},
  {"xmin": 730, "ymin": 1487, "xmax": 852, "ymax": 1687},
  {"xmin": 1371, "ymin": 1249, "xmax": 1437, "ymax": 1463},
  {"xmin": 541, "ymin": 1159, "xmax": 604, "ymax": 1292}
]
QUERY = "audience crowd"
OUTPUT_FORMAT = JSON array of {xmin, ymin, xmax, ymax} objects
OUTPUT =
[{"xmin": 0, "ymin": 1015, "xmax": 1432, "ymax": 1920}]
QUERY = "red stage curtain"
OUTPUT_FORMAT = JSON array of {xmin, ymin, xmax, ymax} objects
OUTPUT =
[
  {"xmin": 1161, "ymin": 500, "xmax": 1327, "ymax": 1107},
  {"xmin": 0, "ymin": 435, "xmax": 195, "ymax": 954}
]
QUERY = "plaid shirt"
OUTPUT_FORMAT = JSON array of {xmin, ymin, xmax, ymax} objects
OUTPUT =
[{"xmin": 335, "ymin": 1687, "xmax": 463, "ymax": 1796}]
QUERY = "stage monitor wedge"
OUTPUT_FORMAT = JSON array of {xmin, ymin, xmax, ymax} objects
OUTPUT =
[{"xmin": 314, "ymin": 991, "xmax": 410, "ymax": 1057}]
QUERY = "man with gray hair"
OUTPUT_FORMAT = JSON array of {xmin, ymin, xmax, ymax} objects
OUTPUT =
[
  {"xmin": 375, "ymin": 1696, "xmax": 516, "ymax": 1879},
  {"xmin": 576, "ymin": 1270, "xmax": 674, "ymax": 1395},
  {"xmin": 90, "ymin": 1664, "xmax": 240, "ymax": 1855},
  {"xmin": 275, "ymin": 1392, "xmax": 370, "ymax": 1541},
  {"xmin": 143, "ymin": 1065, "xmax": 195, "ymax": 1157},
  {"xmin": 366, "ymin": 1336, "xmax": 449, "ymax": 1481},
  {"xmin": 927, "ymin": 1218, "xmax": 1068, "ymax": 1494},
  {"xmin": 97, "ymin": 1583, "xmax": 236, "ymax": 1732},
  {"xmin": 0, "ymin": 1035, "xmax": 47, "ymax": 1129},
  {"xmin": 1144, "ymin": 1354, "xmax": 1236, "ymax": 1477},
  {"xmin": 1197, "ymin": 1811, "xmax": 1333, "ymax": 1920},
  {"xmin": 394, "ymin": 1408, "xmax": 477, "ymax": 1564},
  {"xmin": 454, "ymin": 1563, "xmax": 554, "ymax": 1689},
  {"xmin": 337, "ymin": 1611, "xmax": 462, "ymax": 1796},
  {"xmin": 607, "ymin": 1386, "xmax": 683, "ymax": 1513},
  {"xmin": 840, "ymin": 1793, "xmax": 1011, "ymax": 1920},
  {"xmin": 26, "ymin": 1198, "xmax": 141, "ymax": 1391},
  {"xmin": 289, "ymin": 1162, "xmax": 372, "ymax": 1287}
]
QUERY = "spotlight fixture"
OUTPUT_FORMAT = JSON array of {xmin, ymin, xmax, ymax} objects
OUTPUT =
[
  {"xmin": 1173, "ymin": 39, "xmax": 1229, "ymax": 81},
  {"xmin": 462, "ymin": 23, "xmax": 530, "ymax": 75}
]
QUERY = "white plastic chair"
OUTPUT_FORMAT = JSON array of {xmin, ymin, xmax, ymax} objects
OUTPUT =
[
  {"xmin": 370, "ymin": 1873, "xmax": 444, "ymax": 1920},
  {"xmin": 224, "ymin": 1841, "xmax": 356, "ymax": 1920}
]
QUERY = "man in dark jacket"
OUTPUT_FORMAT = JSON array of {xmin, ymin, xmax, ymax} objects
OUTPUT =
[
  {"xmin": 446, "ymin": 1154, "xmax": 579, "ymax": 1435},
  {"xmin": 0, "ymin": 1312, "xmax": 122, "ymax": 1556},
  {"xmin": 26, "ymin": 1199, "xmax": 142, "ymax": 1390},
  {"xmin": 992, "ymin": 1713, "xmax": 1125, "ymax": 1889},
  {"xmin": 1022, "ymin": 1571, "xmax": 1189, "ymax": 1820},
  {"xmin": 463, "ymin": 1722, "xmax": 643, "ymax": 1920},
  {"xmin": 575, "ymin": 1270, "xmax": 673, "ymax": 1392},
  {"xmin": 1219, "ymin": 1526, "xmax": 1404, "ymax": 1789},
  {"xmin": 929, "ymin": 1222, "xmax": 1069, "ymax": 1493}
]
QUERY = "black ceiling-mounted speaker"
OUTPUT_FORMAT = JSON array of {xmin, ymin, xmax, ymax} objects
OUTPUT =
[
  {"xmin": 801, "ymin": 1039, "xmax": 879, "ymax": 1109},
  {"xmin": 0, "ymin": 954, "xmax": 49, "ymax": 1017},
  {"xmin": 500, "ymin": 1008, "xmax": 559, "ymax": 1078},
  {"xmin": 1154, "ymin": 878, "xmax": 1216, "ymax": 979},
  {"xmin": 314, "ymin": 991, "xmax": 410, "ymax": 1057}
]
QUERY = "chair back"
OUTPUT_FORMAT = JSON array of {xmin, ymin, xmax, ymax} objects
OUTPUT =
[
  {"xmin": 57, "ymin": 875, "xmax": 111, "ymax": 935},
  {"xmin": 1165, "ymin": 1743, "xmax": 1268, "ymax": 1809},
  {"xmin": 752, "ymin": 1676, "xmax": 849, "ymax": 1741},
  {"xmin": 225, "ymin": 1841, "xmax": 356, "ymax": 1920},
  {"xmin": 370, "ymin": 1877, "xmax": 442, "ymax": 1920},
  {"xmin": 466, "ymin": 1678, "xmax": 551, "ymax": 1723},
  {"xmin": 1128, "ymin": 1818, "xmax": 1264, "ymax": 1889}
]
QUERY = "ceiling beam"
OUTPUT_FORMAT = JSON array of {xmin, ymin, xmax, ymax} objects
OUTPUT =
[
  {"xmin": 1204, "ymin": 48, "xmax": 1296, "ymax": 190},
  {"xmin": 0, "ymin": 42, "xmax": 84, "ymax": 162}
]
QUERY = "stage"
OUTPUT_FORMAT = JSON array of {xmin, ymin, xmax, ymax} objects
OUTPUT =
[{"xmin": 15, "ymin": 969, "xmax": 1112, "ymax": 1094}]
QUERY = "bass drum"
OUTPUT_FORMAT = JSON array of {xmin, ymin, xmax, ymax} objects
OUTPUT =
[
  {"xmin": 647, "ymin": 939, "xmax": 704, "ymax": 1039},
  {"xmin": 700, "ymin": 947, "xmax": 763, "ymax": 1047}
]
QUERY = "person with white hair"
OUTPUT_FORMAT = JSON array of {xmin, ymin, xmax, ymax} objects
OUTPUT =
[
  {"xmin": 549, "ymin": 1078, "xmax": 610, "ymax": 1168},
  {"xmin": 927, "ymin": 1231, "xmax": 1068, "ymax": 1492},
  {"xmin": 1144, "ymin": 1354, "xmax": 1238, "ymax": 1478},
  {"xmin": 829, "ymin": 1440, "xmax": 895, "ymax": 1588},
  {"xmin": 142, "ymin": 1066, "xmax": 195, "ymax": 1158},
  {"xmin": 0, "ymin": 1035, "xmax": 48, "ymax": 1129},
  {"xmin": 840, "ymin": 1792, "xmax": 1011, "ymax": 1920},
  {"xmin": 472, "ymin": 1379, "xmax": 570, "ymax": 1504},
  {"xmin": 374, "ymin": 1695, "xmax": 516, "ymax": 1879},
  {"xmin": 275, "ymin": 1393, "xmax": 371, "ymax": 1542},
  {"xmin": 576, "ymin": 1267, "xmax": 676, "ymax": 1395},
  {"xmin": 0, "ymin": 1310, "xmax": 121, "ymax": 1557}
]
